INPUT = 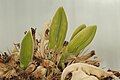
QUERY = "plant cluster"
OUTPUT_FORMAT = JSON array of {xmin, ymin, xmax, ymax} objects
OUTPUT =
[{"xmin": 0, "ymin": 7, "xmax": 119, "ymax": 80}]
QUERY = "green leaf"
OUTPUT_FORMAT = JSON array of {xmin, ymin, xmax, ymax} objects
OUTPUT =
[
  {"xmin": 70, "ymin": 24, "xmax": 86, "ymax": 40},
  {"xmin": 20, "ymin": 31, "xmax": 34, "ymax": 69},
  {"xmin": 49, "ymin": 7, "xmax": 68, "ymax": 51},
  {"xmin": 75, "ymin": 26, "xmax": 96, "ymax": 53},
  {"xmin": 56, "ymin": 7, "xmax": 68, "ymax": 51},
  {"xmin": 58, "ymin": 25, "xmax": 97, "ymax": 68},
  {"xmin": 67, "ymin": 25, "xmax": 97, "ymax": 53}
]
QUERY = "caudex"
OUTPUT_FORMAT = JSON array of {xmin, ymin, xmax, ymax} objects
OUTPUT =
[{"xmin": 0, "ymin": 6, "xmax": 119, "ymax": 80}]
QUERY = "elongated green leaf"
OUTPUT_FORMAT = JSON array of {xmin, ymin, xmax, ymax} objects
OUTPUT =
[
  {"xmin": 49, "ymin": 7, "xmax": 61, "ymax": 49},
  {"xmin": 67, "ymin": 25, "xmax": 97, "ymax": 53},
  {"xmin": 56, "ymin": 7, "xmax": 68, "ymax": 50},
  {"xmin": 58, "ymin": 25, "xmax": 97, "ymax": 68},
  {"xmin": 20, "ymin": 31, "xmax": 34, "ymax": 69},
  {"xmin": 70, "ymin": 24, "xmax": 86, "ymax": 40},
  {"xmin": 75, "ymin": 26, "xmax": 96, "ymax": 53},
  {"xmin": 49, "ymin": 7, "xmax": 68, "ymax": 51}
]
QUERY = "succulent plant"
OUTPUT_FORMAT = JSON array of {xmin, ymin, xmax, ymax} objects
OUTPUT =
[{"xmin": 0, "ymin": 6, "xmax": 119, "ymax": 80}]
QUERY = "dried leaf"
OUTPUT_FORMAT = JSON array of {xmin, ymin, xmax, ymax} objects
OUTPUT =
[
  {"xmin": 32, "ymin": 66, "xmax": 47, "ymax": 78},
  {"xmin": 61, "ymin": 63, "xmax": 112, "ymax": 80}
]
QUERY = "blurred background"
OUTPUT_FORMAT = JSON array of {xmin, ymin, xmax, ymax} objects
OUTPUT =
[{"xmin": 0, "ymin": 0, "xmax": 120, "ymax": 70}]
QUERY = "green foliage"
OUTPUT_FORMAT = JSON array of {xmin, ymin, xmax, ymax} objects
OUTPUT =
[
  {"xmin": 67, "ymin": 25, "xmax": 97, "ymax": 53},
  {"xmin": 20, "ymin": 31, "xmax": 34, "ymax": 69},
  {"xmin": 58, "ymin": 26, "xmax": 97, "ymax": 67},
  {"xmin": 49, "ymin": 7, "xmax": 68, "ymax": 51},
  {"xmin": 49, "ymin": 7, "xmax": 97, "ymax": 68},
  {"xmin": 70, "ymin": 24, "xmax": 86, "ymax": 40}
]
